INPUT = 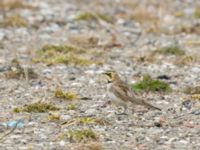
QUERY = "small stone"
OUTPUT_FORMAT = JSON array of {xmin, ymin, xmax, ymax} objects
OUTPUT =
[
  {"xmin": 85, "ymin": 108, "xmax": 97, "ymax": 116},
  {"xmin": 60, "ymin": 115, "xmax": 71, "ymax": 121},
  {"xmin": 182, "ymin": 100, "xmax": 192, "ymax": 110},
  {"xmin": 179, "ymin": 140, "xmax": 188, "ymax": 144},
  {"xmin": 59, "ymin": 140, "xmax": 65, "ymax": 146},
  {"xmin": 191, "ymin": 110, "xmax": 200, "ymax": 115}
]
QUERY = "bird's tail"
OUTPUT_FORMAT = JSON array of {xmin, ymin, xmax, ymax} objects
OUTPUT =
[{"xmin": 144, "ymin": 102, "xmax": 161, "ymax": 111}]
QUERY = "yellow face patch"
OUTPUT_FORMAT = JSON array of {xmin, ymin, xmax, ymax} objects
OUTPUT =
[{"xmin": 104, "ymin": 71, "xmax": 115, "ymax": 83}]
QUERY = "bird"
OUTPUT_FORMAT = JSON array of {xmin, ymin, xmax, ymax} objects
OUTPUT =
[{"xmin": 103, "ymin": 70, "xmax": 161, "ymax": 114}]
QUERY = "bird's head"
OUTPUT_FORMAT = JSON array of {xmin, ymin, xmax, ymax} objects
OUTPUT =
[{"xmin": 103, "ymin": 70, "xmax": 120, "ymax": 83}]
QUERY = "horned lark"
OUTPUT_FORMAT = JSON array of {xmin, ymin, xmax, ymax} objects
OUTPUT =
[{"xmin": 104, "ymin": 71, "xmax": 161, "ymax": 113}]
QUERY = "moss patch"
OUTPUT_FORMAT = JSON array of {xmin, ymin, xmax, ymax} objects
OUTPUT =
[
  {"xmin": 64, "ymin": 129, "xmax": 98, "ymax": 142},
  {"xmin": 132, "ymin": 74, "xmax": 172, "ymax": 92},
  {"xmin": 13, "ymin": 102, "xmax": 60, "ymax": 113},
  {"xmin": 55, "ymin": 88, "xmax": 79, "ymax": 100},
  {"xmin": 154, "ymin": 45, "xmax": 185, "ymax": 56},
  {"xmin": 62, "ymin": 117, "xmax": 110, "ymax": 126},
  {"xmin": 33, "ymin": 44, "xmax": 103, "ymax": 66},
  {"xmin": 1, "ymin": 14, "xmax": 28, "ymax": 27}
]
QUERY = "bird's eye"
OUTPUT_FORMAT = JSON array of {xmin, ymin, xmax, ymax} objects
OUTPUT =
[{"xmin": 107, "ymin": 73, "xmax": 113, "ymax": 78}]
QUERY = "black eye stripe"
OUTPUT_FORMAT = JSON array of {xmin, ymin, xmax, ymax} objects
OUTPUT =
[{"xmin": 107, "ymin": 73, "xmax": 112, "ymax": 77}]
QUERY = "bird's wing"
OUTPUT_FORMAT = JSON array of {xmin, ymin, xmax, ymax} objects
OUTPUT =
[
  {"xmin": 110, "ymin": 82, "xmax": 134, "ymax": 103},
  {"xmin": 111, "ymin": 82, "xmax": 161, "ymax": 110}
]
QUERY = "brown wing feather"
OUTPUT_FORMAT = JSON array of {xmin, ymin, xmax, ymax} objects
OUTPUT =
[
  {"xmin": 111, "ymin": 81, "xmax": 161, "ymax": 110},
  {"xmin": 110, "ymin": 81, "xmax": 134, "ymax": 103}
]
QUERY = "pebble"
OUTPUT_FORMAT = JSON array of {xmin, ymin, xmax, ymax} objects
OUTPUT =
[
  {"xmin": 59, "ymin": 140, "xmax": 65, "ymax": 146},
  {"xmin": 85, "ymin": 108, "xmax": 97, "ymax": 116},
  {"xmin": 60, "ymin": 115, "xmax": 72, "ymax": 121}
]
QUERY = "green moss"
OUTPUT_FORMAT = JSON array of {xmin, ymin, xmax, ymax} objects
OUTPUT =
[
  {"xmin": 55, "ymin": 88, "xmax": 79, "ymax": 100},
  {"xmin": 65, "ymin": 129, "xmax": 98, "ymax": 142},
  {"xmin": 13, "ymin": 102, "xmax": 60, "ymax": 113},
  {"xmin": 132, "ymin": 74, "xmax": 172, "ymax": 92},
  {"xmin": 75, "ymin": 12, "xmax": 113, "ymax": 23},
  {"xmin": 154, "ymin": 45, "xmax": 185, "ymax": 56},
  {"xmin": 1, "ymin": 14, "xmax": 28, "ymax": 27}
]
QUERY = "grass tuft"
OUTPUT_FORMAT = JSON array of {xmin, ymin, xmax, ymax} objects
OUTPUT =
[
  {"xmin": 154, "ymin": 45, "xmax": 185, "ymax": 56},
  {"xmin": 184, "ymin": 86, "xmax": 200, "ymax": 94},
  {"xmin": 174, "ymin": 55, "xmax": 199, "ymax": 66},
  {"xmin": 133, "ymin": 74, "xmax": 172, "ymax": 92},
  {"xmin": 62, "ymin": 117, "xmax": 110, "ymax": 126},
  {"xmin": 65, "ymin": 129, "xmax": 98, "ymax": 142},
  {"xmin": 0, "ymin": 0, "xmax": 35, "ymax": 10},
  {"xmin": 67, "ymin": 104, "xmax": 77, "ymax": 110},
  {"xmin": 13, "ymin": 102, "xmax": 60, "ymax": 113},
  {"xmin": 1, "ymin": 14, "xmax": 28, "ymax": 27},
  {"xmin": 75, "ymin": 12, "xmax": 114, "ymax": 23},
  {"xmin": 33, "ymin": 44, "xmax": 103, "ymax": 66},
  {"xmin": 55, "ymin": 88, "xmax": 78, "ymax": 100}
]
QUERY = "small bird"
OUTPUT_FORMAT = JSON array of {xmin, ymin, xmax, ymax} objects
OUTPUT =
[{"xmin": 104, "ymin": 70, "xmax": 161, "ymax": 114}]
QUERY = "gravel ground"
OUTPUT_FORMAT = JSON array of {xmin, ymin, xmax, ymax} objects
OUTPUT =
[{"xmin": 0, "ymin": 0, "xmax": 200, "ymax": 150}]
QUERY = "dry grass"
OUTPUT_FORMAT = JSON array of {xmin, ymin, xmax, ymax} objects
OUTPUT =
[
  {"xmin": 75, "ymin": 142, "xmax": 104, "ymax": 150},
  {"xmin": 0, "ymin": 14, "xmax": 28, "ymax": 27},
  {"xmin": 174, "ymin": 55, "xmax": 199, "ymax": 66},
  {"xmin": 0, "ymin": 0, "xmax": 35, "ymax": 10},
  {"xmin": 75, "ymin": 12, "xmax": 114, "ymax": 23},
  {"xmin": 60, "ymin": 128, "xmax": 98, "ymax": 143},
  {"xmin": 13, "ymin": 101, "xmax": 60, "ymax": 113},
  {"xmin": 33, "ymin": 44, "xmax": 104, "ymax": 66},
  {"xmin": 55, "ymin": 87, "xmax": 79, "ymax": 100},
  {"xmin": 154, "ymin": 45, "xmax": 185, "ymax": 56},
  {"xmin": 68, "ymin": 34, "xmax": 99, "ymax": 48}
]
